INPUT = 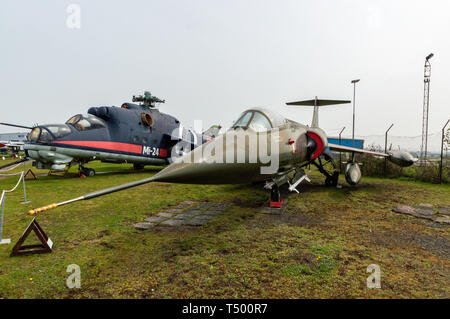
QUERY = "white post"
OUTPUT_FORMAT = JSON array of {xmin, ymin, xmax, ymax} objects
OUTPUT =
[
  {"xmin": 21, "ymin": 161, "xmax": 30, "ymax": 204},
  {"xmin": 0, "ymin": 191, "xmax": 11, "ymax": 244}
]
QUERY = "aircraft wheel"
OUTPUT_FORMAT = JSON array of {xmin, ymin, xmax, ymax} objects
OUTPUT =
[
  {"xmin": 325, "ymin": 171, "xmax": 339, "ymax": 187},
  {"xmin": 81, "ymin": 167, "xmax": 95, "ymax": 177},
  {"xmin": 325, "ymin": 176, "xmax": 333, "ymax": 186}
]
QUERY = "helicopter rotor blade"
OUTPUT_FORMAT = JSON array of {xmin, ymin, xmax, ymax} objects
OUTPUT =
[
  {"xmin": 0, "ymin": 122, "xmax": 33, "ymax": 130},
  {"xmin": 0, "ymin": 157, "xmax": 28, "ymax": 170}
]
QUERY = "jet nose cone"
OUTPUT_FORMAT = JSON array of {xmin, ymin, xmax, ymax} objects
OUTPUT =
[
  {"xmin": 152, "ymin": 131, "xmax": 268, "ymax": 184},
  {"xmin": 153, "ymin": 161, "xmax": 263, "ymax": 184}
]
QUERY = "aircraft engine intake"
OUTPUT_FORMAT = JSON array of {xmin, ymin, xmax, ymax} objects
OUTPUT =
[
  {"xmin": 345, "ymin": 162, "xmax": 362, "ymax": 185},
  {"xmin": 88, "ymin": 107, "xmax": 110, "ymax": 120},
  {"xmin": 306, "ymin": 131, "xmax": 325, "ymax": 160},
  {"xmin": 141, "ymin": 113, "xmax": 154, "ymax": 126}
]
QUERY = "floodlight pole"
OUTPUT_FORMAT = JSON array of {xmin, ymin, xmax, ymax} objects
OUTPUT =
[
  {"xmin": 384, "ymin": 123, "xmax": 394, "ymax": 175},
  {"xmin": 421, "ymin": 53, "xmax": 434, "ymax": 160},
  {"xmin": 351, "ymin": 79, "xmax": 360, "ymax": 148},
  {"xmin": 339, "ymin": 126, "xmax": 345, "ymax": 172},
  {"xmin": 439, "ymin": 119, "xmax": 450, "ymax": 184}
]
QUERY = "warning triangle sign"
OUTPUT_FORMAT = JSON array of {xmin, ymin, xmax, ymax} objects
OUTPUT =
[
  {"xmin": 24, "ymin": 169, "xmax": 37, "ymax": 180},
  {"xmin": 10, "ymin": 218, "xmax": 53, "ymax": 257}
]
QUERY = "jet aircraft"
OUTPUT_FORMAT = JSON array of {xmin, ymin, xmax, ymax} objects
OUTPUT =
[
  {"xmin": 1, "ymin": 92, "xmax": 219, "ymax": 176},
  {"xmin": 28, "ymin": 97, "xmax": 416, "ymax": 215},
  {"xmin": 0, "ymin": 141, "xmax": 24, "ymax": 157}
]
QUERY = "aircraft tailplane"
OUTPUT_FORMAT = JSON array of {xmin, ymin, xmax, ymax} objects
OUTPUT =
[{"xmin": 286, "ymin": 97, "xmax": 351, "ymax": 128}]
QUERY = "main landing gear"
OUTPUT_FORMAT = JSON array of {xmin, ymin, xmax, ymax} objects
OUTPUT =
[
  {"xmin": 133, "ymin": 163, "xmax": 145, "ymax": 170},
  {"xmin": 79, "ymin": 165, "xmax": 95, "ymax": 177},
  {"xmin": 312, "ymin": 153, "xmax": 339, "ymax": 187}
]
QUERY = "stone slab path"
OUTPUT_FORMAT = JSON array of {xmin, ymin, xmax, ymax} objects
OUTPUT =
[
  {"xmin": 393, "ymin": 203, "xmax": 450, "ymax": 224},
  {"xmin": 134, "ymin": 201, "xmax": 232, "ymax": 230}
]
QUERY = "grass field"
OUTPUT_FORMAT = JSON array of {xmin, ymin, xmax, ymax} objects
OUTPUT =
[{"xmin": 0, "ymin": 160, "xmax": 449, "ymax": 298}]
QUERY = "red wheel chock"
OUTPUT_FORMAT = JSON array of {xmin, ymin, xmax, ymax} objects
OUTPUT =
[{"xmin": 270, "ymin": 199, "xmax": 283, "ymax": 208}]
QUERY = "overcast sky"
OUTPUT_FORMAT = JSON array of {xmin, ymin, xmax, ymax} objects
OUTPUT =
[{"xmin": 0, "ymin": 0, "xmax": 449, "ymax": 140}]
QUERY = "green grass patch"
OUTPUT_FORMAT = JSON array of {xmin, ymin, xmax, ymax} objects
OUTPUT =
[{"xmin": 0, "ymin": 161, "xmax": 448, "ymax": 298}]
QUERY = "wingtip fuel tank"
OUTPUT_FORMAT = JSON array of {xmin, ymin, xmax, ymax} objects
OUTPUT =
[{"xmin": 387, "ymin": 151, "xmax": 417, "ymax": 167}]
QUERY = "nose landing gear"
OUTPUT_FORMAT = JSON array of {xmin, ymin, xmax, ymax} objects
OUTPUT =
[{"xmin": 270, "ymin": 185, "xmax": 283, "ymax": 208}]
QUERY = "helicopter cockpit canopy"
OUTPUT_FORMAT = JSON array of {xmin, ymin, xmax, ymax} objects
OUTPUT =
[
  {"xmin": 27, "ymin": 124, "xmax": 72, "ymax": 142},
  {"xmin": 230, "ymin": 108, "xmax": 287, "ymax": 132},
  {"xmin": 66, "ymin": 114, "xmax": 107, "ymax": 131}
]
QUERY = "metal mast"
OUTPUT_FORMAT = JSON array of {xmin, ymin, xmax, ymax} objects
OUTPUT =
[{"xmin": 421, "ymin": 53, "xmax": 434, "ymax": 159}]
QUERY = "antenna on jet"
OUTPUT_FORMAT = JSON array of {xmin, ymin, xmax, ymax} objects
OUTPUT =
[{"xmin": 132, "ymin": 91, "xmax": 165, "ymax": 108}]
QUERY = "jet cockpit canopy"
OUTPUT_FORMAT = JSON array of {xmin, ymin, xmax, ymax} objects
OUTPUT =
[{"xmin": 231, "ymin": 108, "xmax": 286, "ymax": 132}]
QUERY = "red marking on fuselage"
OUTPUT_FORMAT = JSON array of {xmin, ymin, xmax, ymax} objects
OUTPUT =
[{"xmin": 52, "ymin": 141, "xmax": 143, "ymax": 154}]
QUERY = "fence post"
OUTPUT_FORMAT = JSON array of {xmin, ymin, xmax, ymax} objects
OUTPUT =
[
  {"xmin": 339, "ymin": 126, "xmax": 345, "ymax": 173},
  {"xmin": 384, "ymin": 124, "xmax": 394, "ymax": 176},
  {"xmin": 0, "ymin": 191, "xmax": 10, "ymax": 244},
  {"xmin": 440, "ymin": 119, "xmax": 450, "ymax": 184}
]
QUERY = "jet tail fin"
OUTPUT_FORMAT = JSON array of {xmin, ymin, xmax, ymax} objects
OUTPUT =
[{"xmin": 286, "ymin": 97, "xmax": 351, "ymax": 128}]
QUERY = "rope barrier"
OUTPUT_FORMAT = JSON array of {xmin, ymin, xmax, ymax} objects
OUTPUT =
[
  {"xmin": 0, "ymin": 163, "xmax": 23, "ymax": 172},
  {"xmin": 0, "ymin": 172, "xmax": 24, "ymax": 177},
  {"xmin": 0, "ymin": 170, "xmax": 26, "ymax": 242}
]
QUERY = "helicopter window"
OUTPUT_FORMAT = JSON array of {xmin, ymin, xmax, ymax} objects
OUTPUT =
[
  {"xmin": 28, "ymin": 127, "xmax": 41, "ymax": 142},
  {"xmin": 133, "ymin": 136, "xmax": 139, "ymax": 143},
  {"xmin": 248, "ymin": 112, "xmax": 272, "ymax": 132},
  {"xmin": 233, "ymin": 112, "xmax": 253, "ymax": 128},
  {"xmin": 46, "ymin": 125, "xmax": 71, "ymax": 138},
  {"xmin": 87, "ymin": 116, "xmax": 106, "ymax": 129},
  {"xmin": 142, "ymin": 137, "xmax": 148, "ymax": 144},
  {"xmin": 74, "ymin": 119, "xmax": 91, "ymax": 131},
  {"xmin": 67, "ymin": 114, "xmax": 106, "ymax": 131},
  {"xmin": 39, "ymin": 128, "xmax": 52, "ymax": 142},
  {"xmin": 66, "ymin": 115, "xmax": 81, "ymax": 125}
]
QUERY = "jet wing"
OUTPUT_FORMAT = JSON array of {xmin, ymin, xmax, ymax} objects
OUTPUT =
[{"xmin": 328, "ymin": 143, "xmax": 388, "ymax": 157}]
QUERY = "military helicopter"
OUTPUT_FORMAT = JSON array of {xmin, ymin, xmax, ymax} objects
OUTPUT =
[
  {"xmin": 28, "ymin": 97, "xmax": 416, "ymax": 215},
  {"xmin": 1, "ymin": 91, "xmax": 220, "ymax": 176}
]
